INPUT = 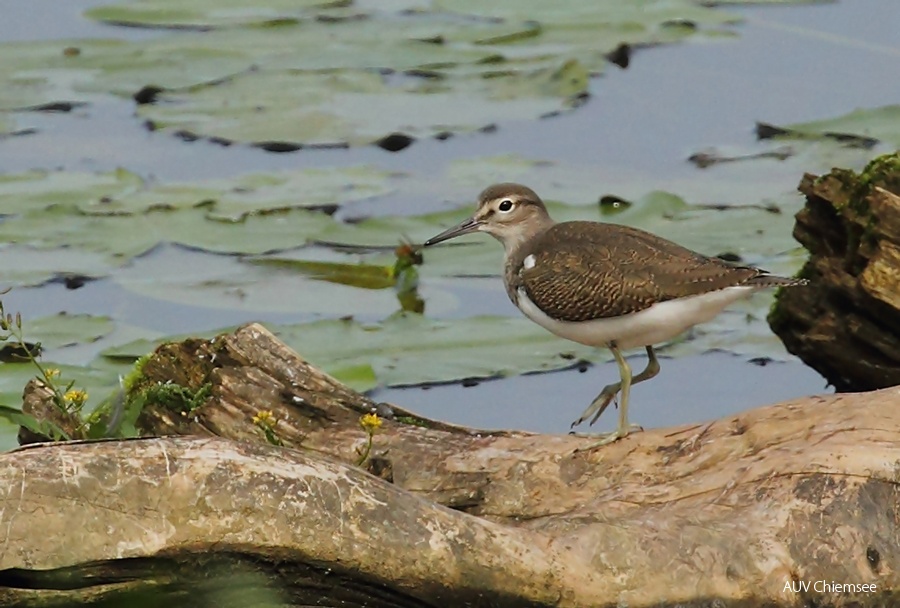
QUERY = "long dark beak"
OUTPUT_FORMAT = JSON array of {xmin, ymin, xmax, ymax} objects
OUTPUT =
[{"xmin": 423, "ymin": 216, "xmax": 482, "ymax": 246}]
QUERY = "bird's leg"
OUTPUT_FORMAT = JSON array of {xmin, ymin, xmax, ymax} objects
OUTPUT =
[
  {"xmin": 573, "ymin": 344, "xmax": 648, "ymax": 451},
  {"xmin": 570, "ymin": 345, "xmax": 660, "ymax": 429}
]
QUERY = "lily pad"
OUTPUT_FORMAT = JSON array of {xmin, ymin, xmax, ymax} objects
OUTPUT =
[
  {"xmin": 409, "ymin": 153, "xmax": 815, "ymax": 222},
  {"xmin": 0, "ymin": 168, "xmax": 144, "ymax": 215},
  {"xmin": 25, "ymin": 313, "xmax": 115, "ymax": 350},
  {"xmin": 758, "ymin": 105, "xmax": 900, "ymax": 149},
  {"xmin": 435, "ymin": 0, "xmax": 737, "ymax": 32},
  {"xmin": 0, "ymin": 166, "xmax": 393, "ymax": 218},
  {"xmin": 246, "ymin": 258, "xmax": 396, "ymax": 290},
  {"xmin": 85, "ymin": 0, "xmax": 357, "ymax": 29},
  {"xmin": 0, "ymin": 165, "xmax": 397, "ymax": 281},
  {"xmin": 1, "ymin": 0, "xmax": 749, "ymax": 146},
  {"xmin": 0, "ymin": 39, "xmax": 122, "ymax": 112},
  {"xmin": 86, "ymin": 0, "xmax": 740, "ymax": 48},
  {"xmin": 139, "ymin": 59, "xmax": 589, "ymax": 146},
  {"xmin": 0, "ymin": 204, "xmax": 330, "ymax": 261},
  {"xmin": 0, "ymin": 245, "xmax": 110, "ymax": 288},
  {"xmin": 269, "ymin": 309, "xmax": 798, "ymax": 391},
  {"xmin": 113, "ymin": 245, "xmax": 409, "ymax": 317},
  {"xmin": 0, "ymin": 159, "xmax": 808, "ymax": 330},
  {"xmin": 268, "ymin": 314, "xmax": 597, "ymax": 391}
]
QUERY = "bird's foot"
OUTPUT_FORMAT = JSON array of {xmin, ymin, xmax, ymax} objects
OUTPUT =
[
  {"xmin": 572, "ymin": 424, "xmax": 644, "ymax": 452},
  {"xmin": 569, "ymin": 384, "xmax": 620, "ymax": 428}
]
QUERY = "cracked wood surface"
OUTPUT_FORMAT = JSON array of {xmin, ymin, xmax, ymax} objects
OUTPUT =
[{"xmin": 1, "ymin": 323, "xmax": 899, "ymax": 607}]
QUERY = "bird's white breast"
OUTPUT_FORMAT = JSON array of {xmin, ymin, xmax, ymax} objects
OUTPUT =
[{"xmin": 516, "ymin": 285, "xmax": 757, "ymax": 350}]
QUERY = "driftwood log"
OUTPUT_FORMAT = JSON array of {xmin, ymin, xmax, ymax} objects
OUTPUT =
[
  {"xmin": 1, "ymin": 323, "xmax": 899, "ymax": 607},
  {"xmin": 771, "ymin": 152, "xmax": 900, "ymax": 390}
]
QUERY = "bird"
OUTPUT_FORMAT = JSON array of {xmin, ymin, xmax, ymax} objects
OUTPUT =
[{"xmin": 422, "ymin": 183, "xmax": 806, "ymax": 448}]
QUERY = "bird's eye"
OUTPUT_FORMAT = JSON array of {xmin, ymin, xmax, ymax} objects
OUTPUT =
[{"xmin": 498, "ymin": 199, "xmax": 514, "ymax": 212}]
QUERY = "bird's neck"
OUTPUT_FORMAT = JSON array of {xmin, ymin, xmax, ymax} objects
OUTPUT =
[{"xmin": 496, "ymin": 214, "xmax": 555, "ymax": 258}]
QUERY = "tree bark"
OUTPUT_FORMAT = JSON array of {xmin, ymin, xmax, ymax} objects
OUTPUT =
[
  {"xmin": 770, "ymin": 152, "xmax": 900, "ymax": 390},
  {"xmin": 2, "ymin": 323, "xmax": 899, "ymax": 607}
]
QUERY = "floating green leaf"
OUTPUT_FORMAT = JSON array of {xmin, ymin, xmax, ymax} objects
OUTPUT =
[
  {"xmin": 0, "ymin": 165, "xmax": 397, "ymax": 286},
  {"xmin": 139, "ymin": 60, "xmax": 589, "ymax": 146},
  {"xmin": 0, "ymin": 166, "xmax": 392, "ymax": 218},
  {"xmin": 268, "ymin": 309, "xmax": 797, "ymax": 390},
  {"xmin": 0, "ymin": 168, "xmax": 144, "ymax": 215},
  {"xmin": 246, "ymin": 258, "xmax": 396, "ymax": 290},
  {"xmin": 760, "ymin": 105, "xmax": 900, "ymax": 148},
  {"xmin": 0, "ymin": 0, "xmax": 749, "ymax": 145},
  {"xmin": 0, "ymin": 245, "xmax": 109, "ymax": 288},
  {"xmin": 0, "ymin": 39, "xmax": 124, "ymax": 111},
  {"xmin": 25, "ymin": 313, "xmax": 115, "ymax": 350},
  {"xmin": 85, "ymin": 0, "xmax": 356, "ymax": 29},
  {"xmin": 272, "ymin": 314, "xmax": 598, "ymax": 390},
  {"xmin": 114, "ymin": 247, "xmax": 413, "ymax": 316}
]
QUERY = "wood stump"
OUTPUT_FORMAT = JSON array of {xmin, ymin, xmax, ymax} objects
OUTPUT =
[{"xmin": 770, "ymin": 152, "xmax": 900, "ymax": 390}]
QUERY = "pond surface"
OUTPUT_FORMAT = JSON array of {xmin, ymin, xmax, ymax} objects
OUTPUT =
[{"xmin": 1, "ymin": 0, "xmax": 898, "ymax": 446}]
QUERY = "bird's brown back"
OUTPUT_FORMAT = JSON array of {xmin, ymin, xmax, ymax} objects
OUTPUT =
[{"xmin": 506, "ymin": 221, "xmax": 771, "ymax": 321}]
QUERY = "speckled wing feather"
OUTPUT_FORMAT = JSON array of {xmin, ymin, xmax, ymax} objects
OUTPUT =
[{"xmin": 509, "ymin": 221, "xmax": 768, "ymax": 322}]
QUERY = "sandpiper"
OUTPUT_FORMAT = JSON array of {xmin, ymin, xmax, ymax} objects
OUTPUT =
[{"xmin": 423, "ymin": 183, "xmax": 805, "ymax": 447}]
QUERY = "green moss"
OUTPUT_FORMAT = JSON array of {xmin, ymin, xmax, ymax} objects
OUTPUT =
[
  {"xmin": 855, "ymin": 153, "xmax": 899, "ymax": 243},
  {"xmin": 858, "ymin": 151, "xmax": 900, "ymax": 193},
  {"xmin": 145, "ymin": 381, "xmax": 212, "ymax": 414},
  {"xmin": 122, "ymin": 353, "xmax": 152, "ymax": 395},
  {"xmin": 826, "ymin": 168, "xmax": 860, "ymax": 210},
  {"xmin": 395, "ymin": 415, "xmax": 431, "ymax": 428},
  {"xmin": 815, "ymin": 152, "xmax": 900, "ymax": 260}
]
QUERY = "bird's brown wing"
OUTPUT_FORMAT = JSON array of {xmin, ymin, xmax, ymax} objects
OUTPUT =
[{"xmin": 514, "ymin": 222, "xmax": 762, "ymax": 322}]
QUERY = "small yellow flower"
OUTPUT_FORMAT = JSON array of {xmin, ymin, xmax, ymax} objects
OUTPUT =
[
  {"xmin": 46, "ymin": 368, "xmax": 61, "ymax": 379},
  {"xmin": 252, "ymin": 410, "xmax": 282, "ymax": 446},
  {"xmin": 252, "ymin": 409, "xmax": 276, "ymax": 429},
  {"xmin": 359, "ymin": 413, "xmax": 382, "ymax": 433},
  {"xmin": 64, "ymin": 389, "xmax": 88, "ymax": 406}
]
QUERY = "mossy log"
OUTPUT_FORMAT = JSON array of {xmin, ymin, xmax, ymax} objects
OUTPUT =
[
  {"xmin": 770, "ymin": 152, "xmax": 900, "ymax": 390},
  {"xmin": 2, "ymin": 323, "xmax": 899, "ymax": 606}
]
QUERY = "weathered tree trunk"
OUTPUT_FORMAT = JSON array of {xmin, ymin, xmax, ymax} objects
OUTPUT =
[
  {"xmin": 770, "ymin": 152, "xmax": 900, "ymax": 390},
  {"xmin": 1, "ymin": 323, "xmax": 899, "ymax": 607}
]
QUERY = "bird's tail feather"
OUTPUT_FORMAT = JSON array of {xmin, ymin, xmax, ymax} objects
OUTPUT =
[{"xmin": 746, "ymin": 273, "xmax": 808, "ymax": 288}]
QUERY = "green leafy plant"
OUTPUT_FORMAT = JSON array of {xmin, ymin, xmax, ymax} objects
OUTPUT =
[
  {"xmin": 0, "ymin": 298, "xmax": 160, "ymax": 443},
  {"xmin": 0, "ymin": 297, "xmax": 92, "ymax": 440},
  {"xmin": 0, "ymin": 300, "xmax": 86, "ymax": 415}
]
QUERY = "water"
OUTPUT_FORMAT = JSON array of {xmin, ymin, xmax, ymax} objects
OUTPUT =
[
  {"xmin": 374, "ymin": 351, "xmax": 828, "ymax": 434},
  {"xmin": 2, "ymin": 0, "xmax": 897, "ymax": 435}
]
